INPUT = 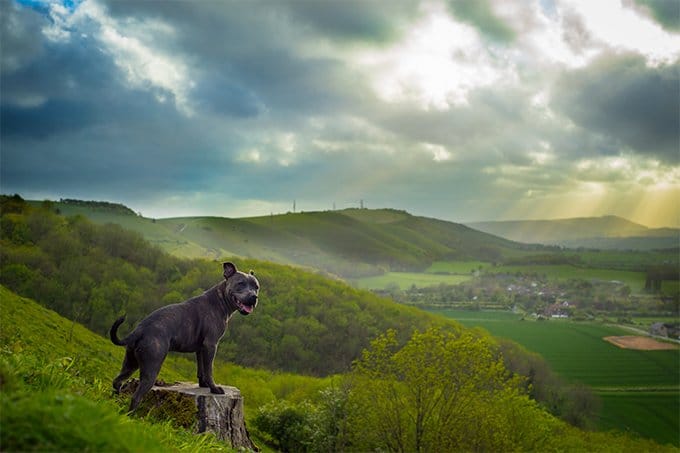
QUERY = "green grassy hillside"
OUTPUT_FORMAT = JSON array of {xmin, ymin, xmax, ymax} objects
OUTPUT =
[
  {"xmin": 1, "ymin": 287, "xmax": 672, "ymax": 452},
  {"xmin": 0, "ymin": 285, "xmax": 229, "ymax": 451},
  {"xmin": 35, "ymin": 199, "xmax": 530, "ymax": 277},
  {"xmin": 0, "ymin": 284, "xmax": 336, "ymax": 451},
  {"xmin": 2, "ymin": 197, "xmax": 456, "ymax": 376}
]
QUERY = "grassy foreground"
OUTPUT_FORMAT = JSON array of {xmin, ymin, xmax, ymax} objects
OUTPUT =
[
  {"xmin": 1, "ymin": 286, "xmax": 675, "ymax": 451},
  {"xmin": 0, "ymin": 285, "xmax": 324, "ymax": 451}
]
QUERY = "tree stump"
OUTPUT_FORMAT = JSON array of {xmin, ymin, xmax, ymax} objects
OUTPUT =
[{"xmin": 121, "ymin": 380, "xmax": 257, "ymax": 451}]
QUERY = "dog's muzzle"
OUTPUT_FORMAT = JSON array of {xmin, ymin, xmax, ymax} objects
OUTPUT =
[{"xmin": 232, "ymin": 294, "xmax": 257, "ymax": 315}]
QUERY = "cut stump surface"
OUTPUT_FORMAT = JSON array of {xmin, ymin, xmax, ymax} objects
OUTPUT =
[{"xmin": 121, "ymin": 380, "xmax": 257, "ymax": 451}]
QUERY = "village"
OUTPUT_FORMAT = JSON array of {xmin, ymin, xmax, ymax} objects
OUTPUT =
[{"xmin": 376, "ymin": 272, "xmax": 679, "ymax": 339}]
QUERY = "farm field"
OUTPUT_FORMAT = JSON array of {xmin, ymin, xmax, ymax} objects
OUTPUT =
[
  {"xmin": 431, "ymin": 309, "xmax": 678, "ymax": 387},
  {"xmin": 486, "ymin": 264, "xmax": 647, "ymax": 292},
  {"xmin": 425, "ymin": 260, "xmax": 488, "ymax": 274},
  {"xmin": 353, "ymin": 272, "xmax": 472, "ymax": 290},
  {"xmin": 564, "ymin": 250, "xmax": 679, "ymax": 271},
  {"xmin": 598, "ymin": 391, "xmax": 679, "ymax": 447},
  {"xmin": 429, "ymin": 309, "xmax": 680, "ymax": 445},
  {"xmin": 426, "ymin": 260, "xmax": 648, "ymax": 292}
]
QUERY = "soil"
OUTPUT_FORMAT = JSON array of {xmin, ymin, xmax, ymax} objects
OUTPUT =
[{"xmin": 603, "ymin": 335, "xmax": 678, "ymax": 351}]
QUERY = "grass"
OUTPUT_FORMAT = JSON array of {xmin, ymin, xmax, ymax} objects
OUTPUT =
[
  {"xmin": 353, "ymin": 272, "xmax": 473, "ymax": 290},
  {"xmin": 565, "ymin": 250, "xmax": 679, "ymax": 271},
  {"xmin": 0, "ymin": 285, "xmax": 326, "ymax": 452},
  {"xmin": 432, "ymin": 309, "xmax": 678, "ymax": 387},
  {"xmin": 485, "ymin": 264, "xmax": 647, "ymax": 292},
  {"xmin": 598, "ymin": 391, "xmax": 680, "ymax": 447},
  {"xmin": 425, "ymin": 260, "xmax": 489, "ymax": 274},
  {"xmin": 429, "ymin": 308, "xmax": 680, "ymax": 446}
]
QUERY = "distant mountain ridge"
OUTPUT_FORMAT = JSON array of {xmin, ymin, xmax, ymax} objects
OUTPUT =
[
  {"xmin": 29, "ymin": 198, "xmax": 536, "ymax": 277},
  {"xmin": 467, "ymin": 215, "xmax": 679, "ymax": 250}
]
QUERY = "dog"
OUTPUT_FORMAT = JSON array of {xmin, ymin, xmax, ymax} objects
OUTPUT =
[{"xmin": 110, "ymin": 262, "xmax": 259, "ymax": 412}]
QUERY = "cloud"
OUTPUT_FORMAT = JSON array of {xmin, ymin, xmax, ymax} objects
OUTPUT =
[
  {"xmin": 553, "ymin": 53, "xmax": 679, "ymax": 162},
  {"xmin": 1, "ymin": 0, "xmax": 679, "ymax": 228},
  {"xmin": 280, "ymin": 0, "xmax": 419, "ymax": 43},
  {"xmin": 445, "ymin": 0, "xmax": 516, "ymax": 42},
  {"xmin": 631, "ymin": 0, "xmax": 680, "ymax": 32}
]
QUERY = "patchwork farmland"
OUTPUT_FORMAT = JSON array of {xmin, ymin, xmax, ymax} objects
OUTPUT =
[{"xmin": 430, "ymin": 309, "xmax": 680, "ymax": 446}]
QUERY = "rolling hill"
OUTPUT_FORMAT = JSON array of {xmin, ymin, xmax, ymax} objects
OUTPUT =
[
  {"xmin": 37, "ymin": 199, "xmax": 534, "ymax": 277},
  {"xmin": 467, "ymin": 215, "xmax": 679, "ymax": 250}
]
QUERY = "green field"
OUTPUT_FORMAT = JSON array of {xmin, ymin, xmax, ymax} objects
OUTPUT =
[
  {"xmin": 598, "ymin": 391, "xmax": 680, "ymax": 446},
  {"xmin": 425, "ymin": 260, "xmax": 488, "ymax": 274},
  {"xmin": 424, "ymin": 260, "xmax": 649, "ymax": 292},
  {"xmin": 353, "ymin": 272, "xmax": 472, "ymax": 290},
  {"xmin": 565, "ymin": 250, "xmax": 679, "ymax": 271},
  {"xmin": 429, "ymin": 309, "xmax": 680, "ymax": 445},
  {"xmin": 487, "ymin": 264, "xmax": 647, "ymax": 292},
  {"xmin": 430, "ymin": 309, "xmax": 678, "ymax": 387}
]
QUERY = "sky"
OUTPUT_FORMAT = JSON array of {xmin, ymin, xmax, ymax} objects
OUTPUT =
[{"xmin": 1, "ymin": 0, "xmax": 679, "ymax": 227}]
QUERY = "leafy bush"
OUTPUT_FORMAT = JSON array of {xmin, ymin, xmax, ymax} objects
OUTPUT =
[{"xmin": 252, "ymin": 384, "xmax": 350, "ymax": 453}]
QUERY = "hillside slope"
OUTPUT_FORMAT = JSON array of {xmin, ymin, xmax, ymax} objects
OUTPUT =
[
  {"xmin": 468, "ymin": 215, "xmax": 679, "ymax": 250},
  {"xmin": 0, "ymin": 285, "xmax": 231, "ymax": 451},
  {"xmin": 2, "ymin": 197, "xmax": 456, "ymax": 375},
  {"xmin": 38, "ymin": 199, "xmax": 530, "ymax": 277}
]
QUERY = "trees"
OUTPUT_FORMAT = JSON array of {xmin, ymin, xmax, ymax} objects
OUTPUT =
[{"xmin": 348, "ymin": 328, "xmax": 558, "ymax": 452}]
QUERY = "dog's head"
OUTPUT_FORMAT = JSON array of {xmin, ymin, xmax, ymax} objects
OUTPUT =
[{"xmin": 223, "ymin": 262, "xmax": 259, "ymax": 315}]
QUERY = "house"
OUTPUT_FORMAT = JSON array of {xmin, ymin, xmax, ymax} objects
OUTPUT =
[
  {"xmin": 650, "ymin": 322, "xmax": 680, "ymax": 339},
  {"xmin": 544, "ymin": 302, "xmax": 569, "ymax": 319}
]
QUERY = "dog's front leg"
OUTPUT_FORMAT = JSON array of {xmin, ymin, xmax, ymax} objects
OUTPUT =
[
  {"xmin": 196, "ymin": 349, "xmax": 209, "ymax": 388},
  {"xmin": 198, "ymin": 344, "xmax": 224, "ymax": 394}
]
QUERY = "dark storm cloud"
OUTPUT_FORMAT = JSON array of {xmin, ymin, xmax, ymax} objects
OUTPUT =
[
  {"xmin": 1, "ymin": 100, "xmax": 98, "ymax": 138},
  {"xmin": 281, "ymin": 0, "xmax": 418, "ymax": 42},
  {"xmin": 100, "ymin": 0, "xmax": 375, "ymax": 117},
  {"xmin": 1, "ymin": 29, "xmax": 121, "ymax": 137},
  {"xmin": 192, "ymin": 73, "xmax": 264, "ymax": 118},
  {"xmin": 445, "ymin": 0, "xmax": 516, "ymax": 42},
  {"xmin": 0, "ymin": 2, "xmax": 45, "ymax": 72},
  {"xmin": 632, "ymin": 0, "xmax": 680, "ymax": 32},
  {"xmin": 554, "ymin": 53, "xmax": 679, "ymax": 163},
  {"xmin": 0, "ymin": 0, "xmax": 264, "ymax": 196}
]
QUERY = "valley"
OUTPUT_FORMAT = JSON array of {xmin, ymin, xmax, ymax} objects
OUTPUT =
[{"xmin": 3, "ymin": 195, "xmax": 678, "ymax": 449}]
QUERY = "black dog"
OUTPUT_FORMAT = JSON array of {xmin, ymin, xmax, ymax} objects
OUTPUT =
[{"xmin": 110, "ymin": 262, "xmax": 259, "ymax": 412}]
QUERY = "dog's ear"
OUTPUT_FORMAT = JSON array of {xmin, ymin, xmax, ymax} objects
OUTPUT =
[
  {"xmin": 223, "ymin": 262, "xmax": 237, "ymax": 279},
  {"xmin": 249, "ymin": 270, "xmax": 255, "ymax": 276}
]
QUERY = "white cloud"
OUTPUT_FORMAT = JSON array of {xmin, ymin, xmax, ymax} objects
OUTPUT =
[
  {"xmin": 41, "ymin": 0, "xmax": 195, "ymax": 115},
  {"xmin": 423, "ymin": 142, "xmax": 452, "ymax": 162},
  {"xmin": 558, "ymin": 0, "xmax": 680, "ymax": 65},
  {"xmin": 356, "ymin": 2, "xmax": 516, "ymax": 110}
]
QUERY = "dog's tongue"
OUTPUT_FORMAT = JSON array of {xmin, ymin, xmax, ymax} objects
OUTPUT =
[{"xmin": 242, "ymin": 304, "xmax": 254, "ymax": 314}]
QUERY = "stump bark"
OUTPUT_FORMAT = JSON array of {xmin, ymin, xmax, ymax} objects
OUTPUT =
[{"xmin": 121, "ymin": 380, "xmax": 257, "ymax": 451}]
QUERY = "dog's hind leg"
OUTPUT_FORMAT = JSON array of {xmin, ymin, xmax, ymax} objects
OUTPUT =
[
  {"xmin": 113, "ymin": 348, "xmax": 138, "ymax": 394},
  {"xmin": 128, "ymin": 343, "xmax": 166, "ymax": 413}
]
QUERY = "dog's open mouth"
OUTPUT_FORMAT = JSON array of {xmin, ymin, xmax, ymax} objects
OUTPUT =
[{"xmin": 231, "ymin": 295, "xmax": 255, "ymax": 315}]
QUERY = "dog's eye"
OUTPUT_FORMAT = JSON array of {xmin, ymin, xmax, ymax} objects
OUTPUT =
[{"xmin": 236, "ymin": 282, "xmax": 245, "ymax": 290}]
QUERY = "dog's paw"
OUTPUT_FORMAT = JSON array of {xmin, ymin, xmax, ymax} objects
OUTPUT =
[{"xmin": 210, "ymin": 386, "xmax": 225, "ymax": 395}]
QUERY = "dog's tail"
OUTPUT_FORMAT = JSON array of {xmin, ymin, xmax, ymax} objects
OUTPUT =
[{"xmin": 110, "ymin": 315, "xmax": 127, "ymax": 346}]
